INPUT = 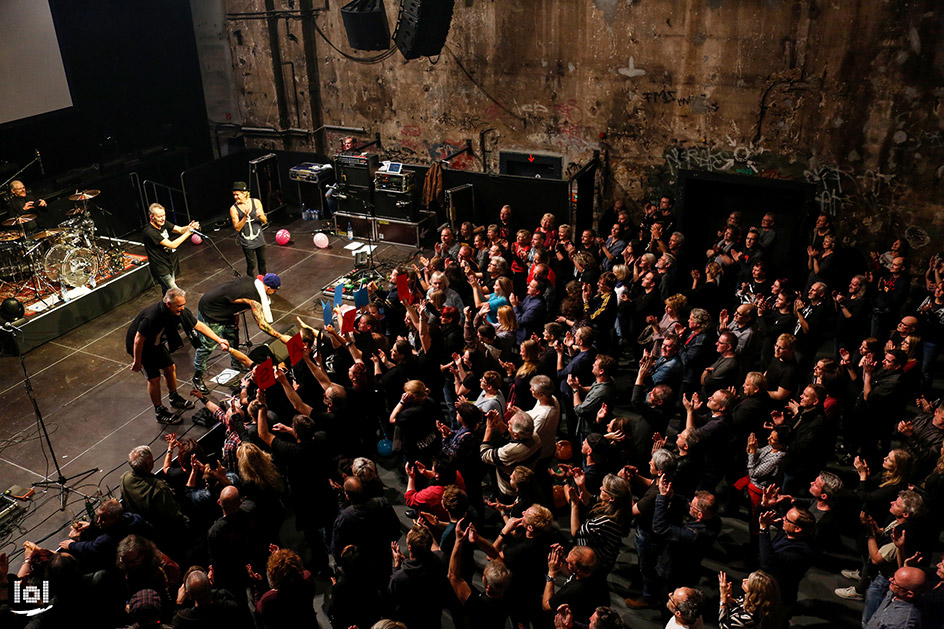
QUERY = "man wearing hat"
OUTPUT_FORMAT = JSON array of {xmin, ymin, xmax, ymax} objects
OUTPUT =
[
  {"xmin": 192, "ymin": 273, "xmax": 291, "ymax": 393},
  {"xmin": 230, "ymin": 180, "xmax": 268, "ymax": 277}
]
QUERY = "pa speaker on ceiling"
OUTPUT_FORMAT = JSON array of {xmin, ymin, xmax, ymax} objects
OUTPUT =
[
  {"xmin": 341, "ymin": 0, "xmax": 391, "ymax": 51},
  {"xmin": 393, "ymin": 0, "xmax": 455, "ymax": 60}
]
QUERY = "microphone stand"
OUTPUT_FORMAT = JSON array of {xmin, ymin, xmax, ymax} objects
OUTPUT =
[
  {"xmin": 196, "ymin": 230, "xmax": 253, "ymax": 352},
  {"xmin": 1, "ymin": 326, "xmax": 97, "ymax": 510}
]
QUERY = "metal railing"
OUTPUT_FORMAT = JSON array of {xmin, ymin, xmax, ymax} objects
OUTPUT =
[{"xmin": 130, "ymin": 172, "xmax": 190, "ymax": 225}]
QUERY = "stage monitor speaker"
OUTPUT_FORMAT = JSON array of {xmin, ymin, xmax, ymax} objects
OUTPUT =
[
  {"xmin": 341, "ymin": 0, "xmax": 391, "ymax": 51},
  {"xmin": 337, "ymin": 187, "xmax": 373, "ymax": 216},
  {"xmin": 393, "ymin": 0, "xmax": 455, "ymax": 60},
  {"xmin": 374, "ymin": 189, "xmax": 418, "ymax": 221}
]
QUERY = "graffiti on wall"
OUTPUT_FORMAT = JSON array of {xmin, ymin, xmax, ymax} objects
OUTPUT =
[{"xmin": 640, "ymin": 89, "xmax": 720, "ymax": 112}]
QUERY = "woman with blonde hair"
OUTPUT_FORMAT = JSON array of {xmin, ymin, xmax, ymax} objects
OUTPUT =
[
  {"xmin": 238, "ymin": 442, "xmax": 284, "ymax": 494},
  {"xmin": 237, "ymin": 442, "xmax": 286, "ymax": 542},
  {"xmin": 647, "ymin": 293, "xmax": 688, "ymax": 350},
  {"xmin": 536, "ymin": 213, "xmax": 558, "ymax": 249},
  {"xmin": 504, "ymin": 339, "xmax": 542, "ymax": 409},
  {"xmin": 390, "ymin": 379, "xmax": 444, "ymax": 464},
  {"xmin": 495, "ymin": 304, "xmax": 518, "ymax": 358},
  {"xmin": 719, "ymin": 569, "xmax": 781, "ymax": 628},
  {"xmin": 854, "ymin": 448, "xmax": 912, "ymax": 519}
]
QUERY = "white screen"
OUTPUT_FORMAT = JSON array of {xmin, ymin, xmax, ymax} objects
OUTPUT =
[{"xmin": 0, "ymin": 0, "xmax": 73, "ymax": 125}]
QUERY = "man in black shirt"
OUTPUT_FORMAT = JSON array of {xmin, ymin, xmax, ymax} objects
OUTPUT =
[
  {"xmin": 126, "ymin": 288, "xmax": 230, "ymax": 424},
  {"xmin": 192, "ymin": 273, "xmax": 291, "ymax": 393},
  {"xmin": 8, "ymin": 180, "xmax": 45, "ymax": 234},
  {"xmin": 141, "ymin": 203, "xmax": 199, "ymax": 293}
]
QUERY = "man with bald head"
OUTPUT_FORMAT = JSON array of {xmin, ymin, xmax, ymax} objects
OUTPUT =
[
  {"xmin": 331, "ymin": 475, "xmax": 401, "ymax": 589},
  {"xmin": 207, "ymin": 485, "xmax": 265, "ymax": 604},
  {"xmin": 172, "ymin": 566, "xmax": 247, "ymax": 626},
  {"xmin": 666, "ymin": 587, "xmax": 706, "ymax": 629},
  {"xmin": 863, "ymin": 566, "xmax": 926, "ymax": 628},
  {"xmin": 871, "ymin": 256, "xmax": 910, "ymax": 339}
]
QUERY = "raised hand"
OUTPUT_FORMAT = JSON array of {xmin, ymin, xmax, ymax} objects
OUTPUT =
[
  {"xmin": 718, "ymin": 572, "xmax": 733, "ymax": 606},
  {"xmin": 746, "ymin": 432, "xmax": 758, "ymax": 454}
]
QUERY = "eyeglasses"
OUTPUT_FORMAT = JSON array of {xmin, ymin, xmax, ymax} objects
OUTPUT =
[{"xmin": 889, "ymin": 576, "xmax": 914, "ymax": 593}]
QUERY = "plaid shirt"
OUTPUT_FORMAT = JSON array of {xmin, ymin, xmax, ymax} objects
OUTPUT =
[{"xmin": 217, "ymin": 408, "xmax": 241, "ymax": 474}]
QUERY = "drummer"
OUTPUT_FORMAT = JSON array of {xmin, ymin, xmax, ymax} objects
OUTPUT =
[{"xmin": 8, "ymin": 180, "xmax": 44, "ymax": 234}]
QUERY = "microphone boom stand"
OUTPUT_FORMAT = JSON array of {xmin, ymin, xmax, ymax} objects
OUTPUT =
[
  {"xmin": 1, "ymin": 327, "xmax": 97, "ymax": 510},
  {"xmin": 196, "ymin": 231, "xmax": 253, "ymax": 352}
]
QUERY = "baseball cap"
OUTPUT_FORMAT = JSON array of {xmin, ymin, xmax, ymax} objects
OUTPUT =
[
  {"xmin": 232, "ymin": 181, "xmax": 249, "ymax": 192},
  {"xmin": 262, "ymin": 273, "xmax": 281, "ymax": 289}
]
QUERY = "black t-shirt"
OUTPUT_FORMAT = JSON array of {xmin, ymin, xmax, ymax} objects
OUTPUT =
[
  {"xmin": 199, "ymin": 276, "xmax": 258, "ymax": 323},
  {"xmin": 142, "ymin": 221, "xmax": 180, "ymax": 277},
  {"xmin": 463, "ymin": 588, "xmax": 512, "ymax": 629},
  {"xmin": 125, "ymin": 300, "xmax": 198, "ymax": 354},
  {"xmin": 395, "ymin": 397, "xmax": 443, "ymax": 459},
  {"xmin": 766, "ymin": 356, "xmax": 800, "ymax": 396}
]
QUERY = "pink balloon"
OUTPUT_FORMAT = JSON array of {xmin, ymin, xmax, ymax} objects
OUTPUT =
[
  {"xmin": 190, "ymin": 234, "xmax": 203, "ymax": 245},
  {"xmin": 276, "ymin": 229, "xmax": 291, "ymax": 245},
  {"xmin": 313, "ymin": 232, "xmax": 329, "ymax": 249}
]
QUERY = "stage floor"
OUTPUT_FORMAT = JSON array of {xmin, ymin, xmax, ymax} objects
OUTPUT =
[{"xmin": 0, "ymin": 215, "xmax": 417, "ymax": 560}]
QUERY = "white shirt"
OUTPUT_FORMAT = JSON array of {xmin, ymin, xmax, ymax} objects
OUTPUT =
[{"xmin": 528, "ymin": 397, "xmax": 560, "ymax": 460}]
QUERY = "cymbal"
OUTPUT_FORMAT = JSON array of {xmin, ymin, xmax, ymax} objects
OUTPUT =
[
  {"xmin": 66, "ymin": 207, "xmax": 86, "ymax": 216},
  {"xmin": 68, "ymin": 189, "xmax": 100, "ymax": 201},
  {"xmin": 2, "ymin": 214, "xmax": 36, "ymax": 226},
  {"xmin": 0, "ymin": 231, "xmax": 22, "ymax": 241},
  {"xmin": 32, "ymin": 228, "xmax": 66, "ymax": 240}
]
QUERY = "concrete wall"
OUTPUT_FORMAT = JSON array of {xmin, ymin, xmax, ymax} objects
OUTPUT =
[{"xmin": 205, "ymin": 0, "xmax": 944, "ymax": 252}]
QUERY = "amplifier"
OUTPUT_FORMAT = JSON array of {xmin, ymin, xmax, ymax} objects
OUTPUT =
[
  {"xmin": 289, "ymin": 162, "xmax": 334, "ymax": 184},
  {"xmin": 334, "ymin": 153, "xmax": 379, "ymax": 189},
  {"xmin": 374, "ymin": 188, "xmax": 418, "ymax": 221},
  {"xmin": 336, "ymin": 186, "xmax": 373, "ymax": 215},
  {"xmin": 375, "ymin": 170, "xmax": 415, "ymax": 193}
]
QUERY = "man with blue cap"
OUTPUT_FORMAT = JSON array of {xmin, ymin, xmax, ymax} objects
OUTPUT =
[{"xmin": 192, "ymin": 272, "xmax": 291, "ymax": 393}]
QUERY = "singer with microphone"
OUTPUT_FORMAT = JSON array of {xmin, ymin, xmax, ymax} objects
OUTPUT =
[
  {"xmin": 142, "ymin": 203, "xmax": 199, "ymax": 293},
  {"xmin": 230, "ymin": 180, "xmax": 268, "ymax": 277}
]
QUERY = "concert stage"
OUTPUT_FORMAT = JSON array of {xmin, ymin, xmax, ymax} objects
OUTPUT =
[{"xmin": 1, "ymin": 239, "xmax": 153, "ymax": 353}]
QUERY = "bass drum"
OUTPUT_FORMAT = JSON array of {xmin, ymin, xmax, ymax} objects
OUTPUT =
[{"xmin": 44, "ymin": 244, "xmax": 99, "ymax": 286}]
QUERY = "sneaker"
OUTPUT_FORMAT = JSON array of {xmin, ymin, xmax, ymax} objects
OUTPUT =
[
  {"xmin": 624, "ymin": 596, "xmax": 653, "ymax": 610},
  {"xmin": 834, "ymin": 586, "xmax": 863, "ymax": 600},
  {"xmin": 841, "ymin": 569, "xmax": 861, "ymax": 581},
  {"xmin": 192, "ymin": 375, "xmax": 209, "ymax": 395},
  {"xmin": 168, "ymin": 393, "xmax": 195, "ymax": 410},
  {"xmin": 155, "ymin": 406, "xmax": 183, "ymax": 425}
]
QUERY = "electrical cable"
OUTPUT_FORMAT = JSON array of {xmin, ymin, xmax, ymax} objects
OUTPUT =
[
  {"xmin": 309, "ymin": 17, "xmax": 397, "ymax": 64},
  {"xmin": 442, "ymin": 44, "xmax": 526, "ymax": 124}
]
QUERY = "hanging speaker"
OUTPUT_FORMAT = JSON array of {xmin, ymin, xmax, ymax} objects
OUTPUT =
[
  {"xmin": 393, "ymin": 0, "xmax": 455, "ymax": 60},
  {"xmin": 341, "ymin": 0, "xmax": 391, "ymax": 51}
]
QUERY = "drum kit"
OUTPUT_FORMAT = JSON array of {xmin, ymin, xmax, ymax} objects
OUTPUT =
[{"xmin": 0, "ymin": 189, "xmax": 126, "ymax": 300}]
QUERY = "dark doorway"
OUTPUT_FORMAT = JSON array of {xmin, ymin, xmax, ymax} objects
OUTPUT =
[{"xmin": 676, "ymin": 169, "xmax": 817, "ymax": 282}]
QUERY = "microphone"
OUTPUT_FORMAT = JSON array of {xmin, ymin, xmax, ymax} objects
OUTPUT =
[
  {"xmin": 191, "ymin": 229, "xmax": 208, "ymax": 239},
  {"xmin": 35, "ymin": 149, "xmax": 44, "ymax": 175},
  {"xmin": 1, "ymin": 321, "xmax": 23, "ymax": 333}
]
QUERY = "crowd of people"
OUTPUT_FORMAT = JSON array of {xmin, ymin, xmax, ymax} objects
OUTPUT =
[{"xmin": 3, "ymin": 199, "xmax": 944, "ymax": 629}]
